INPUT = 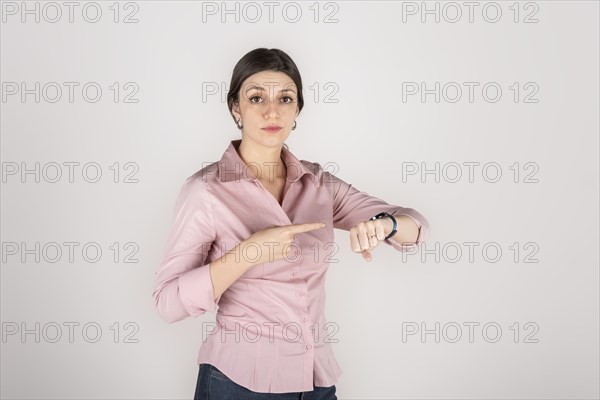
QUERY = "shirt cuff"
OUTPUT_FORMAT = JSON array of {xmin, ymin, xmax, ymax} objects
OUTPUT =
[
  {"xmin": 383, "ymin": 212, "xmax": 428, "ymax": 252},
  {"xmin": 178, "ymin": 264, "xmax": 219, "ymax": 316}
]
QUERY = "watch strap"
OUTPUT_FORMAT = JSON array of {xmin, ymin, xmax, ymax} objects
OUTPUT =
[{"xmin": 370, "ymin": 212, "xmax": 397, "ymax": 240}]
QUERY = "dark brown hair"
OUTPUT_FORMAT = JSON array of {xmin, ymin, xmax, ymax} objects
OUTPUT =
[{"xmin": 226, "ymin": 48, "xmax": 304, "ymax": 125}]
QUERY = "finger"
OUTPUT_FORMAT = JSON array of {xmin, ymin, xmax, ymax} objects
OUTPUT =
[
  {"xmin": 350, "ymin": 231, "xmax": 362, "ymax": 253},
  {"xmin": 358, "ymin": 227, "xmax": 371, "ymax": 252},
  {"xmin": 288, "ymin": 222, "xmax": 326, "ymax": 234},
  {"xmin": 375, "ymin": 221, "xmax": 386, "ymax": 241},
  {"xmin": 362, "ymin": 250, "xmax": 372, "ymax": 262},
  {"xmin": 367, "ymin": 222, "xmax": 378, "ymax": 247}
]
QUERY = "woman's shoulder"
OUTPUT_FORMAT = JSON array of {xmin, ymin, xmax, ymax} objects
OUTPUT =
[
  {"xmin": 184, "ymin": 161, "xmax": 221, "ymax": 186},
  {"xmin": 298, "ymin": 159, "xmax": 321, "ymax": 173},
  {"xmin": 295, "ymin": 159, "xmax": 342, "ymax": 187}
]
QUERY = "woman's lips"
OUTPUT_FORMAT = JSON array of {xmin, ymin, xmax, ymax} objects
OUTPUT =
[{"xmin": 262, "ymin": 126, "xmax": 282, "ymax": 133}]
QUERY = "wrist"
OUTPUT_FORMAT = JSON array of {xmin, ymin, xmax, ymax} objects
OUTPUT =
[
  {"xmin": 370, "ymin": 212, "xmax": 397, "ymax": 239},
  {"xmin": 382, "ymin": 216, "xmax": 395, "ymax": 236},
  {"xmin": 226, "ymin": 240, "xmax": 259, "ymax": 269}
]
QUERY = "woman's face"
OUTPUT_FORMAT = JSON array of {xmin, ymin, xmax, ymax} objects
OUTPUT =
[{"xmin": 231, "ymin": 70, "xmax": 299, "ymax": 148}]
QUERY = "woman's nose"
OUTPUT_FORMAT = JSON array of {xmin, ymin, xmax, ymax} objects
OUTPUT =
[{"xmin": 264, "ymin": 99, "xmax": 280, "ymax": 116}]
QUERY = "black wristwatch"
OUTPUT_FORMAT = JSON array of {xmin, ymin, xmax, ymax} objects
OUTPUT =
[{"xmin": 370, "ymin": 212, "xmax": 397, "ymax": 240}]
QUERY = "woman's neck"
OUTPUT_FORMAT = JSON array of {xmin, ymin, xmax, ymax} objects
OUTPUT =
[{"xmin": 237, "ymin": 139, "xmax": 287, "ymax": 181}]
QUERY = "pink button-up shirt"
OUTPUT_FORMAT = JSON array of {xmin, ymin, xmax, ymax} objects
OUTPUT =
[{"xmin": 153, "ymin": 139, "xmax": 430, "ymax": 393}]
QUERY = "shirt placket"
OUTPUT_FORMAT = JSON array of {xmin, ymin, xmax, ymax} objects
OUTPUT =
[
  {"xmin": 252, "ymin": 173, "xmax": 316, "ymax": 388},
  {"xmin": 298, "ymin": 286, "xmax": 315, "ymax": 388}
]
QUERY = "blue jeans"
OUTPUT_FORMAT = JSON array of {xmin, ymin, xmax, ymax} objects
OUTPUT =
[{"xmin": 194, "ymin": 363, "xmax": 338, "ymax": 400}]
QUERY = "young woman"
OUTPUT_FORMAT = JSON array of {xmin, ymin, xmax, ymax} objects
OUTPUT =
[{"xmin": 153, "ymin": 48, "xmax": 431, "ymax": 399}]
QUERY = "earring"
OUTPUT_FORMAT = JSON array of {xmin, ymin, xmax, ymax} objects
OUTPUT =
[
  {"xmin": 236, "ymin": 119, "xmax": 243, "ymax": 130},
  {"xmin": 292, "ymin": 120, "xmax": 297, "ymax": 130}
]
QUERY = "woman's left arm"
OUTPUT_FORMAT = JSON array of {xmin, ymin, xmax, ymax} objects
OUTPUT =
[
  {"xmin": 383, "ymin": 213, "xmax": 421, "ymax": 247},
  {"xmin": 324, "ymin": 169, "xmax": 430, "ymax": 260}
]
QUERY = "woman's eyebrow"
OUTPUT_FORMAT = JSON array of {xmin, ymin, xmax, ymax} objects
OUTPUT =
[{"xmin": 245, "ymin": 85, "xmax": 296, "ymax": 94}]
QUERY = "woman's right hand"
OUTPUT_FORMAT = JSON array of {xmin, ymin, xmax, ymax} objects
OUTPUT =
[{"xmin": 243, "ymin": 222, "xmax": 326, "ymax": 265}]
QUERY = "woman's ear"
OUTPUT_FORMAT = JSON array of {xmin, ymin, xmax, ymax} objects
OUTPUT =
[{"xmin": 231, "ymin": 101, "xmax": 241, "ymax": 120}]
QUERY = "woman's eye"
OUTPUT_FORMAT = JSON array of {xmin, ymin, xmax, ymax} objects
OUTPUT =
[{"xmin": 248, "ymin": 95, "xmax": 295, "ymax": 104}]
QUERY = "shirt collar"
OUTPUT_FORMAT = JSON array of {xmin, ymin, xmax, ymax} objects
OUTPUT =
[{"xmin": 217, "ymin": 139, "xmax": 317, "ymax": 185}]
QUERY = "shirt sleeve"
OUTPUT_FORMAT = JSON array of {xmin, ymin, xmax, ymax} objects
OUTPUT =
[
  {"xmin": 152, "ymin": 176, "xmax": 219, "ymax": 324},
  {"xmin": 324, "ymin": 170, "xmax": 430, "ymax": 252}
]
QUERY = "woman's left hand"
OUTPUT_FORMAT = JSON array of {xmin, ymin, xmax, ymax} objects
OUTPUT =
[{"xmin": 349, "ymin": 217, "xmax": 393, "ymax": 262}]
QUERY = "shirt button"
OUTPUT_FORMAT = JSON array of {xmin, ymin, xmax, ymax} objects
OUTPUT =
[
  {"xmin": 300, "ymin": 292, "xmax": 306, "ymax": 297},
  {"xmin": 305, "ymin": 344, "xmax": 312, "ymax": 350},
  {"xmin": 303, "ymin": 317, "xmax": 309, "ymax": 323},
  {"xmin": 291, "ymin": 271, "xmax": 298, "ymax": 277}
]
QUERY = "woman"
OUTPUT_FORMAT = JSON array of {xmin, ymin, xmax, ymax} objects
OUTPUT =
[{"xmin": 153, "ymin": 48, "xmax": 430, "ymax": 399}]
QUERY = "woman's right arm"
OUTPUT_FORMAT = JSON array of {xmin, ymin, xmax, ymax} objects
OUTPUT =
[
  {"xmin": 208, "ymin": 241, "xmax": 258, "ymax": 301},
  {"xmin": 209, "ymin": 221, "xmax": 326, "ymax": 300},
  {"xmin": 152, "ymin": 177, "xmax": 249, "ymax": 324},
  {"xmin": 153, "ymin": 176, "xmax": 325, "ymax": 323}
]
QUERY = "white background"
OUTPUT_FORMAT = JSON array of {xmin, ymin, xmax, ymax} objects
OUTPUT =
[{"xmin": 1, "ymin": 1, "xmax": 598, "ymax": 399}]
